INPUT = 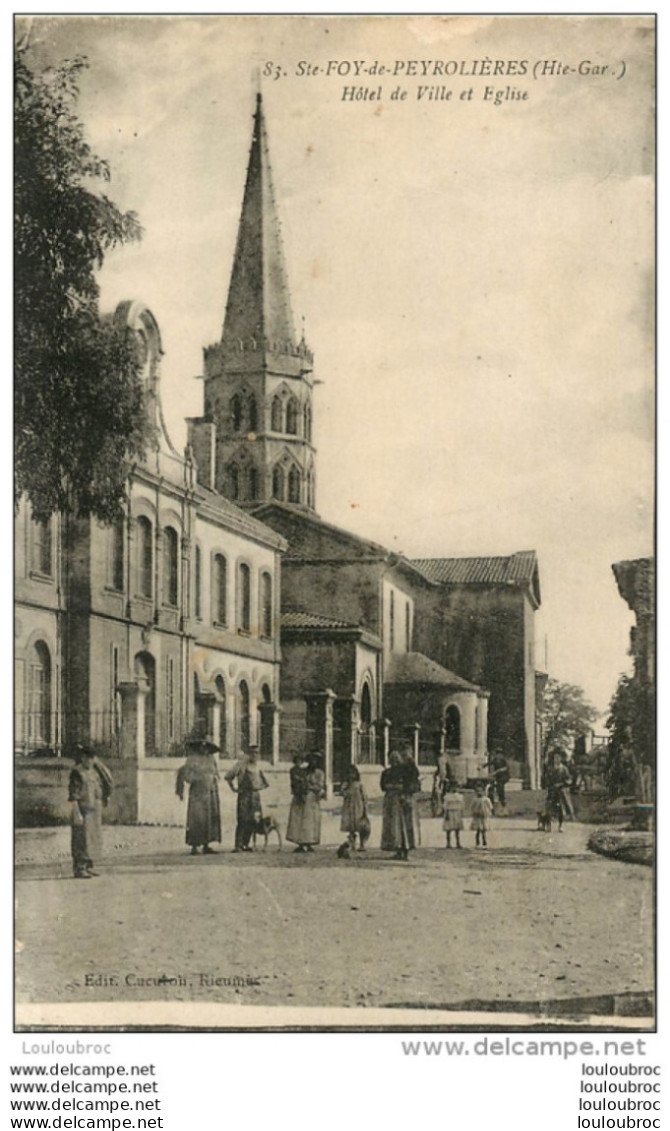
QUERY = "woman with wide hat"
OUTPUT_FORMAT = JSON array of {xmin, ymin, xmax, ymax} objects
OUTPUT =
[{"xmin": 176, "ymin": 738, "xmax": 222, "ymax": 855}]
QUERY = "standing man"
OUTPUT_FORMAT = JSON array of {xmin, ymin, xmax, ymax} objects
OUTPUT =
[
  {"xmin": 68, "ymin": 745, "xmax": 113, "ymax": 879},
  {"xmin": 225, "ymin": 746, "xmax": 269, "ymax": 852},
  {"xmin": 176, "ymin": 738, "xmax": 222, "ymax": 855}
]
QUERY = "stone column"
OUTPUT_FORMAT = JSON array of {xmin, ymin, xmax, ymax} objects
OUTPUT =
[
  {"xmin": 118, "ymin": 681, "xmax": 144, "ymax": 760},
  {"xmin": 258, "ymin": 702, "xmax": 280, "ymax": 765},
  {"xmin": 476, "ymin": 692, "xmax": 490, "ymax": 770},
  {"xmin": 375, "ymin": 718, "xmax": 391, "ymax": 766},
  {"xmin": 304, "ymin": 690, "xmax": 336, "ymax": 797},
  {"xmin": 405, "ymin": 723, "xmax": 421, "ymax": 763}
]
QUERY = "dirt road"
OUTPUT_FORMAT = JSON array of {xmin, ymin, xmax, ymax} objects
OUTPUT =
[{"xmin": 15, "ymin": 815, "xmax": 653, "ymax": 1017}]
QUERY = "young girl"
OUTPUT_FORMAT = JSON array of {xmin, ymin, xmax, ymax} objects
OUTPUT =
[
  {"xmin": 470, "ymin": 786, "xmax": 493, "ymax": 848},
  {"xmin": 340, "ymin": 764, "xmax": 370, "ymax": 852},
  {"xmin": 442, "ymin": 784, "xmax": 464, "ymax": 848}
]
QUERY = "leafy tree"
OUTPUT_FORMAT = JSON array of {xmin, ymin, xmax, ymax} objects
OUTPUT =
[
  {"xmin": 539, "ymin": 677, "xmax": 599, "ymax": 765},
  {"xmin": 604, "ymin": 672, "xmax": 655, "ymax": 801},
  {"xmin": 15, "ymin": 47, "xmax": 151, "ymax": 523}
]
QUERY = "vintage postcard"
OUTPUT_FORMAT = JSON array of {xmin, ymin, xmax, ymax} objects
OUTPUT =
[{"xmin": 14, "ymin": 13, "xmax": 655, "ymax": 1032}]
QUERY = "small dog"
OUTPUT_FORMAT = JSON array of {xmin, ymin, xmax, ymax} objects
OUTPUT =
[
  {"xmin": 251, "ymin": 815, "xmax": 282, "ymax": 851},
  {"xmin": 537, "ymin": 810, "xmax": 552, "ymax": 832},
  {"xmin": 336, "ymin": 841, "xmax": 352, "ymax": 859}
]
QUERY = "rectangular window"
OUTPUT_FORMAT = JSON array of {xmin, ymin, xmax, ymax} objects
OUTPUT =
[
  {"xmin": 389, "ymin": 590, "xmax": 395, "ymax": 651},
  {"xmin": 31, "ymin": 517, "xmax": 52, "ymax": 577},
  {"xmin": 111, "ymin": 646, "xmax": 120, "ymax": 735},
  {"xmin": 194, "ymin": 545, "xmax": 202, "ymax": 619}
]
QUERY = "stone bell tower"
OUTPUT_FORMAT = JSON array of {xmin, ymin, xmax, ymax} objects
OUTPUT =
[{"xmin": 188, "ymin": 93, "xmax": 316, "ymax": 512}]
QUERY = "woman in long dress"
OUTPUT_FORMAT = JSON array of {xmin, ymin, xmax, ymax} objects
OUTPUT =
[
  {"xmin": 286, "ymin": 752, "xmax": 326, "ymax": 852},
  {"xmin": 68, "ymin": 746, "xmax": 113, "ymax": 879},
  {"xmin": 176, "ymin": 739, "xmax": 222, "ymax": 855},
  {"xmin": 381, "ymin": 751, "xmax": 411, "ymax": 860}
]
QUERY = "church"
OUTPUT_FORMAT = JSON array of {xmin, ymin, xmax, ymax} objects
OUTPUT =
[
  {"xmin": 15, "ymin": 93, "xmax": 542, "ymax": 824},
  {"xmin": 187, "ymin": 93, "xmax": 542, "ymax": 793}
]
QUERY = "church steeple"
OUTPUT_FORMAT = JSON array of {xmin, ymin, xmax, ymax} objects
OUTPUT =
[
  {"xmin": 221, "ymin": 93, "xmax": 297, "ymax": 354},
  {"xmin": 190, "ymin": 94, "xmax": 317, "ymax": 513}
]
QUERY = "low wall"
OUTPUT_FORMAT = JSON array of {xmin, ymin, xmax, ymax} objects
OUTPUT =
[{"xmin": 15, "ymin": 757, "xmax": 139, "ymax": 827}]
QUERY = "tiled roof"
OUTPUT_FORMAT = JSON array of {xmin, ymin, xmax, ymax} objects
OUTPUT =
[
  {"xmin": 281, "ymin": 610, "xmax": 359, "ymax": 631},
  {"xmin": 412, "ymin": 550, "xmax": 538, "ymax": 587},
  {"xmin": 385, "ymin": 652, "xmax": 482, "ymax": 692}
]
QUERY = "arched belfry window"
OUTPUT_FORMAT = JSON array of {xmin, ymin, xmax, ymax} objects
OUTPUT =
[
  {"xmin": 137, "ymin": 516, "xmax": 153, "ymax": 598},
  {"xmin": 231, "ymin": 394, "xmax": 243, "ymax": 432},
  {"xmin": 288, "ymin": 466, "xmax": 301, "ymax": 504},
  {"xmin": 286, "ymin": 397, "xmax": 299, "ymax": 435},
  {"xmin": 247, "ymin": 395, "xmax": 258, "ymax": 433},
  {"xmin": 248, "ymin": 466, "xmax": 259, "ymax": 501},
  {"xmin": 271, "ymin": 396, "xmax": 283, "ymax": 432},
  {"xmin": 272, "ymin": 465, "xmax": 285, "ymax": 501},
  {"xmin": 445, "ymin": 705, "xmax": 461, "ymax": 752},
  {"xmin": 163, "ymin": 526, "xmax": 179, "ymax": 606},
  {"xmin": 227, "ymin": 464, "xmax": 240, "ymax": 500},
  {"xmin": 304, "ymin": 402, "xmax": 312, "ymax": 443}
]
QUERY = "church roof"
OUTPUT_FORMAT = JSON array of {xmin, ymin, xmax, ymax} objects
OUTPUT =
[
  {"xmin": 221, "ymin": 93, "xmax": 298, "ymax": 352},
  {"xmin": 251, "ymin": 501, "xmax": 436, "ymax": 585},
  {"xmin": 412, "ymin": 550, "xmax": 541, "ymax": 607},
  {"xmin": 385, "ymin": 652, "xmax": 483, "ymax": 692}
]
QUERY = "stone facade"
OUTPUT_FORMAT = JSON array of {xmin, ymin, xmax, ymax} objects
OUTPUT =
[{"xmin": 15, "ymin": 301, "xmax": 286, "ymax": 823}]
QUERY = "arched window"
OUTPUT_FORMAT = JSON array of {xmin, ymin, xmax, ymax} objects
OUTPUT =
[
  {"xmin": 163, "ymin": 526, "xmax": 179, "ymax": 606},
  {"xmin": 228, "ymin": 464, "xmax": 240, "ymax": 500},
  {"xmin": 260, "ymin": 571, "xmax": 272, "ymax": 638},
  {"xmin": 212, "ymin": 554, "xmax": 227, "ymax": 625},
  {"xmin": 259, "ymin": 683, "xmax": 273, "ymax": 759},
  {"xmin": 248, "ymin": 466, "xmax": 259, "ymax": 501},
  {"xmin": 272, "ymin": 465, "xmax": 284, "ymax": 501},
  {"xmin": 231, "ymin": 394, "xmax": 243, "ymax": 431},
  {"xmin": 238, "ymin": 680, "xmax": 251, "ymax": 752},
  {"xmin": 215, "ymin": 675, "xmax": 227, "ymax": 755},
  {"xmin": 304, "ymin": 402, "xmax": 312, "ymax": 443},
  {"xmin": 247, "ymin": 395, "xmax": 258, "ymax": 433},
  {"xmin": 110, "ymin": 515, "xmax": 125, "ymax": 591},
  {"xmin": 134, "ymin": 652, "xmax": 156, "ymax": 755},
  {"xmin": 271, "ymin": 396, "xmax": 283, "ymax": 432},
  {"xmin": 27, "ymin": 641, "xmax": 51, "ymax": 747},
  {"xmin": 306, "ymin": 467, "xmax": 315, "ymax": 509},
  {"xmin": 137, "ymin": 516, "xmax": 153, "ymax": 598},
  {"xmin": 445, "ymin": 705, "xmax": 461, "ymax": 752},
  {"xmin": 288, "ymin": 466, "xmax": 301, "ymax": 504},
  {"xmin": 238, "ymin": 562, "xmax": 251, "ymax": 632},
  {"xmin": 286, "ymin": 397, "xmax": 299, "ymax": 435},
  {"xmin": 31, "ymin": 515, "xmax": 52, "ymax": 577},
  {"xmin": 194, "ymin": 544, "xmax": 202, "ymax": 619}
]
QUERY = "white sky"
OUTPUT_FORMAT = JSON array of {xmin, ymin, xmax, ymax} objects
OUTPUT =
[{"xmin": 20, "ymin": 13, "xmax": 655, "ymax": 718}]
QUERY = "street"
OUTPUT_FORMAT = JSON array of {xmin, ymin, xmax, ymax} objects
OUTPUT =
[{"xmin": 15, "ymin": 813, "xmax": 653, "ymax": 1017}]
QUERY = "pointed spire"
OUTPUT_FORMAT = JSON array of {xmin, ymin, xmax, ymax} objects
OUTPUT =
[{"xmin": 221, "ymin": 93, "xmax": 297, "ymax": 353}]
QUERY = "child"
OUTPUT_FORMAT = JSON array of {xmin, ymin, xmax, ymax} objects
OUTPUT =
[
  {"xmin": 470, "ymin": 786, "xmax": 493, "ymax": 848},
  {"xmin": 340, "ymin": 764, "xmax": 370, "ymax": 853},
  {"xmin": 442, "ymin": 784, "xmax": 464, "ymax": 848}
]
